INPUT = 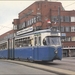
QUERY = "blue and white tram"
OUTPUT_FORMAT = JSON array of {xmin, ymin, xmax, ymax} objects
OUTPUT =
[
  {"xmin": 0, "ymin": 40, "xmax": 8, "ymax": 58},
  {"xmin": 0, "ymin": 28, "xmax": 62, "ymax": 62},
  {"xmin": 14, "ymin": 28, "xmax": 62, "ymax": 62}
]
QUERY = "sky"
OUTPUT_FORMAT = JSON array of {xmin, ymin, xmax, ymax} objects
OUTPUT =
[{"xmin": 0, "ymin": 0, "xmax": 75, "ymax": 35}]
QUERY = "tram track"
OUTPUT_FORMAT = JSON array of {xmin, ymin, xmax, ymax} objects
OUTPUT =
[
  {"xmin": 1, "ymin": 59, "xmax": 75, "ymax": 75},
  {"xmin": 47, "ymin": 58, "xmax": 75, "ymax": 72},
  {"xmin": 62, "ymin": 58, "xmax": 75, "ymax": 63},
  {"xmin": 50, "ymin": 62, "xmax": 75, "ymax": 72},
  {"xmin": 54, "ymin": 60, "xmax": 75, "ymax": 66},
  {"xmin": 37, "ymin": 61, "xmax": 75, "ymax": 72}
]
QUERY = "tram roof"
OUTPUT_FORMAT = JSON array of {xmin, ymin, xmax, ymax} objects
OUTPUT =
[{"xmin": 15, "ymin": 28, "xmax": 60, "ymax": 38}]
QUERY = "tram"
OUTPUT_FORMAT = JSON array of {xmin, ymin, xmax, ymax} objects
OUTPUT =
[{"xmin": 0, "ymin": 28, "xmax": 62, "ymax": 62}]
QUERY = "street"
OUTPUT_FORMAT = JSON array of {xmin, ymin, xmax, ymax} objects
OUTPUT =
[
  {"xmin": 0, "ymin": 60, "xmax": 55, "ymax": 74},
  {"xmin": 0, "ymin": 57, "xmax": 75, "ymax": 74}
]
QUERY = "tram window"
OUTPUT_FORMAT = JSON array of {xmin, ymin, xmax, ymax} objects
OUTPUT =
[
  {"xmin": 38, "ymin": 36, "xmax": 41, "ymax": 45},
  {"xmin": 43, "ymin": 38, "xmax": 47, "ymax": 45},
  {"xmin": 34, "ymin": 36, "xmax": 41, "ymax": 46},
  {"xmin": 34, "ymin": 37, "xmax": 37, "ymax": 46},
  {"xmin": 43, "ymin": 36, "xmax": 61, "ymax": 46},
  {"xmin": 0, "ymin": 42, "xmax": 7, "ymax": 50},
  {"xmin": 15, "ymin": 37, "xmax": 32, "ymax": 48}
]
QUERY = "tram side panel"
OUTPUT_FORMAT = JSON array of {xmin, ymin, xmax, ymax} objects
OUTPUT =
[
  {"xmin": 0, "ymin": 49, "xmax": 8, "ymax": 59},
  {"xmin": 0, "ymin": 39, "xmax": 15, "ymax": 59},
  {"xmin": 14, "ymin": 35, "xmax": 34, "ymax": 60},
  {"xmin": 0, "ymin": 41, "xmax": 8, "ymax": 59},
  {"xmin": 14, "ymin": 47, "xmax": 33, "ymax": 60},
  {"xmin": 33, "ymin": 35, "xmax": 40, "ymax": 60}
]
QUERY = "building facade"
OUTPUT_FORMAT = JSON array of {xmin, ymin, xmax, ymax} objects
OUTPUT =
[
  {"xmin": 12, "ymin": 0, "xmax": 75, "ymax": 57},
  {"xmin": 0, "ymin": 0, "xmax": 75, "ymax": 57},
  {"xmin": 0, "ymin": 30, "xmax": 15, "ymax": 41}
]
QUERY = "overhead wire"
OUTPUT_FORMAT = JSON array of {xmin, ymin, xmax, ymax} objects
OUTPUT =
[
  {"xmin": 64, "ymin": 2, "xmax": 75, "ymax": 8},
  {"xmin": 0, "ymin": 25, "xmax": 12, "ymax": 29},
  {"xmin": 0, "ymin": 25, "xmax": 13, "ymax": 35},
  {"xmin": 55, "ymin": 0, "xmax": 75, "ymax": 9}
]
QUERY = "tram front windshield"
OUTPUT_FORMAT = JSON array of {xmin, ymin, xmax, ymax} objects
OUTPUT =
[{"xmin": 45, "ymin": 36, "xmax": 61, "ymax": 46}]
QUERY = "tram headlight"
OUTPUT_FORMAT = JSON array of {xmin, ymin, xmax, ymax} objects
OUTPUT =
[{"xmin": 54, "ymin": 50, "xmax": 58, "ymax": 54}]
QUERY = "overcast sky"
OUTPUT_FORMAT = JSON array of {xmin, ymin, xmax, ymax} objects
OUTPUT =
[{"xmin": 0, "ymin": 0, "xmax": 75, "ymax": 35}]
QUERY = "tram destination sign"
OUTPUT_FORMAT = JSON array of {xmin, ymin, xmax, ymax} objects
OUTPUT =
[{"xmin": 16, "ymin": 26, "xmax": 33, "ymax": 35}]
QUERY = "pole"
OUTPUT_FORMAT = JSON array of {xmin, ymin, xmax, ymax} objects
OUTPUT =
[
  {"xmin": 50, "ymin": 9, "xmax": 52, "ymax": 28},
  {"xmin": 8, "ymin": 38, "xmax": 10, "ymax": 59},
  {"xmin": 12, "ymin": 37, "xmax": 15, "ymax": 60},
  {"xmin": 58, "ymin": 6, "xmax": 61, "ymax": 32},
  {"xmin": 12, "ymin": 25, "xmax": 15, "ymax": 60}
]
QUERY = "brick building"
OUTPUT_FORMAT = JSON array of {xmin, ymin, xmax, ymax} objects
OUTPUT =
[
  {"xmin": 0, "ymin": 0, "xmax": 75, "ymax": 57},
  {"xmin": 0, "ymin": 30, "xmax": 15, "ymax": 41}
]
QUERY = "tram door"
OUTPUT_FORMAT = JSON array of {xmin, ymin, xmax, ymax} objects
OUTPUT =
[
  {"xmin": 8, "ymin": 39, "xmax": 14, "ymax": 59},
  {"xmin": 34, "ymin": 34, "xmax": 41, "ymax": 60}
]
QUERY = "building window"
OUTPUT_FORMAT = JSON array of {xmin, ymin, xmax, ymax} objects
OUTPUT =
[
  {"xmin": 52, "ymin": 16, "xmax": 64, "ymax": 22},
  {"xmin": 21, "ymin": 22, "xmax": 26, "ymax": 29},
  {"xmin": 61, "ymin": 26, "xmax": 64, "ymax": 32},
  {"xmin": 51, "ymin": 16, "xmax": 58, "ymax": 22},
  {"xmin": 52, "ymin": 26, "xmax": 59, "ymax": 30},
  {"xmin": 71, "ymin": 36, "xmax": 75, "ymax": 41},
  {"xmin": 19, "ymin": 24, "xmax": 22, "ymax": 29},
  {"xmin": 29, "ymin": 19, "xmax": 32, "ymax": 25},
  {"xmin": 71, "ymin": 17, "xmax": 75, "ymax": 22},
  {"xmin": 60, "ymin": 16, "xmax": 64, "ymax": 22},
  {"xmin": 65, "ymin": 26, "xmax": 70, "ymax": 32},
  {"xmin": 26, "ymin": 20, "xmax": 30, "ymax": 26},
  {"xmin": 31, "ymin": 18, "xmax": 34, "ymax": 24},
  {"xmin": 71, "ymin": 26, "xmax": 75, "ymax": 32},
  {"xmin": 61, "ymin": 36, "xmax": 66, "ymax": 42},
  {"xmin": 61, "ymin": 33, "xmax": 66, "ymax": 37},
  {"xmin": 66, "ymin": 37, "xmax": 71, "ymax": 41},
  {"xmin": 64, "ymin": 16, "xmax": 70, "ymax": 22},
  {"xmin": 61, "ymin": 36, "xmax": 71, "ymax": 42},
  {"xmin": 37, "ymin": 16, "xmax": 41, "ymax": 21},
  {"xmin": 13, "ymin": 25, "xmax": 17, "ymax": 30},
  {"xmin": 33, "ymin": 17, "xmax": 36, "ymax": 23}
]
